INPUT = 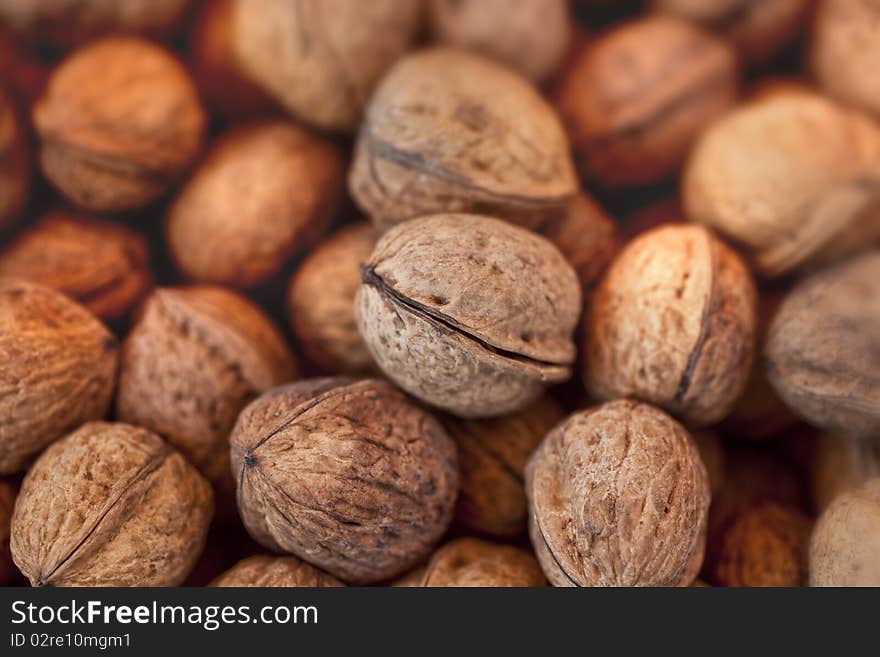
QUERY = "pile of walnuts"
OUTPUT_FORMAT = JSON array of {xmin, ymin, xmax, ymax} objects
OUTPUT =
[{"xmin": 0, "ymin": 0, "xmax": 878, "ymax": 588}]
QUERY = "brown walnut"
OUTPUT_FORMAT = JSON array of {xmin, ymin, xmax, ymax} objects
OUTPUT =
[
  {"xmin": 287, "ymin": 222, "xmax": 378, "ymax": 374},
  {"xmin": 417, "ymin": 538, "xmax": 546, "ymax": 587},
  {"xmin": 356, "ymin": 214, "xmax": 581, "ymax": 418},
  {"xmin": 0, "ymin": 211, "xmax": 151, "ymax": 321},
  {"xmin": 11, "ymin": 422, "xmax": 212, "ymax": 587},
  {"xmin": 525, "ymin": 400, "xmax": 710, "ymax": 587},
  {"xmin": 0, "ymin": 277, "xmax": 117, "ymax": 475},
  {"xmin": 230, "ymin": 0, "xmax": 423, "ymax": 133},
  {"xmin": 556, "ymin": 16, "xmax": 738, "ymax": 188},
  {"xmin": 117, "ymin": 286, "xmax": 296, "ymax": 480},
  {"xmin": 211, "ymin": 555, "xmax": 345, "ymax": 588},
  {"xmin": 231, "ymin": 378, "xmax": 459, "ymax": 584},
  {"xmin": 33, "ymin": 36, "xmax": 206, "ymax": 213},
  {"xmin": 446, "ymin": 396, "xmax": 564, "ymax": 538},
  {"xmin": 349, "ymin": 48, "xmax": 578, "ymax": 233},
  {"xmin": 167, "ymin": 121, "xmax": 342, "ymax": 288},
  {"xmin": 765, "ymin": 251, "xmax": 880, "ymax": 437},
  {"xmin": 427, "ymin": 0, "xmax": 570, "ymax": 82},
  {"xmin": 684, "ymin": 90, "xmax": 880, "ymax": 277},
  {"xmin": 0, "ymin": 86, "xmax": 29, "ymax": 230},
  {"xmin": 586, "ymin": 224, "xmax": 757, "ymax": 427}
]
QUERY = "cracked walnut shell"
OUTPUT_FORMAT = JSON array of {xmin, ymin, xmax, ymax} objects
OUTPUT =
[
  {"xmin": 10, "ymin": 422, "xmax": 213, "ymax": 587},
  {"xmin": 356, "ymin": 214, "xmax": 581, "ymax": 418},
  {"xmin": 211, "ymin": 555, "xmax": 344, "ymax": 587},
  {"xmin": 231, "ymin": 378, "xmax": 459, "ymax": 584},
  {"xmin": 525, "ymin": 400, "xmax": 710, "ymax": 587},
  {"xmin": 416, "ymin": 538, "xmax": 546, "ymax": 587}
]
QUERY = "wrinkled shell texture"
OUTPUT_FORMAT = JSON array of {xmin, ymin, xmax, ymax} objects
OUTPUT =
[
  {"xmin": 712, "ymin": 502, "xmax": 811, "ymax": 587},
  {"xmin": 288, "ymin": 222, "xmax": 377, "ymax": 374},
  {"xmin": 811, "ymin": 434, "xmax": 880, "ymax": 512},
  {"xmin": 0, "ymin": 278, "xmax": 117, "ymax": 474},
  {"xmin": 117, "ymin": 286, "xmax": 296, "ymax": 479},
  {"xmin": 168, "ymin": 121, "xmax": 342, "ymax": 288},
  {"xmin": 810, "ymin": 478, "xmax": 880, "ymax": 586},
  {"xmin": 211, "ymin": 555, "xmax": 344, "ymax": 587},
  {"xmin": 428, "ymin": 0, "xmax": 570, "ymax": 81},
  {"xmin": 356, "ymin": 214, "xmax": 581, "ymax": 418},
  {"xmin": 231, "ymin": 378, "xmax": 459, "ymax": 584},
  {"xmin": 11, "ymin": 422, "xmax": 212, "ymax": 587},
  {"xmin": 765, "ymin": 251, "xmax": 880, "ymax": 437},
  {"xmin": 448, "ymin": 396, "xmax": 564, "ymax": 538},
  {"xmin": 812, "ymin": 0, "xmax": 880, "ymax": 117},
  {"xmin": 525, "ymin": 400, "xmax": 710, "ymax": 587},
  {"xmin": 33, "ymin": 37, "xmax": 206, "ymax": 212},
  {"xmin": 586, "ymin": 224, "xmax": 757, "ymax": 426},
  {"xmin": 684, "ymin": 90, "xmax": 880, "ymax": 276},
  {"xmin": 557, "ymin": 16, "xmax": 738, "ymax": 188},
  {"xmin": 231, "ymin": 0, "xmax": 422, "ymax": 133},
  {"xmin": 0, "ymin": 87, "xmax": 29, "ymax": 229},
  {"xmin": 0, "ymin": 212, "xmax": 150, "ymax": 320},
  {"xmin": 349, "ymin": 48, "xmax": 577, "ymax": 232},
  {"xmin": 418, "ymin": 538, "xmax": 546, "ymax": 587}
]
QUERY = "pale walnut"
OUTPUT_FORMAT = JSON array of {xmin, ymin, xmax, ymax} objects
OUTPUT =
[
  {"xmin": 811, "ymin": 433, "xmax": 880, "ymax": 513},
  {"xmin": 211, "ymin": 555, "xmax": 344, "ymax": 587}
]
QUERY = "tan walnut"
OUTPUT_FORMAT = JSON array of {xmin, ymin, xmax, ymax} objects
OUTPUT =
[
  {"xmin": 211, "ymin": 555, "xmax": 345, "ymax": 588},
  {"xmin": 0, "ymin": 277, "xmax": 118, "ymax": 475},
  {"xmin": 525, "ymin": 400, "xmax": 710, "ymax": 587},
  {"xmin": 0, "ymin": 86, "xmax": 30, "ymax": 229},
  {"xmin": 356, "ymin": 214, "xmax": 581, "ymax": 418},
  {"xmin": 586, "ymin": 224, "xmax": 757, "ymax": 427},
  {"xmin": 416, "ymin": 538, "xmax": 546, "ymax": 587},
  {"xmin": 231, "ymin": 378, "xmax": 459, "ymax": 584},
  {"xmin": 349, "ymin": 48, "xmax": 578, "ymax": 233},
  {"xmin": 10, "ymin": 422, "xmax": 213, "ymax": 587},
  {"xmin": 117, "ymin": 286, "xmax": 296, "ymax": 480}
]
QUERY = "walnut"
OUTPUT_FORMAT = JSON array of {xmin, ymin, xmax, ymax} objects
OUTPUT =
[
  {"xmin": 287, "ymin": 222, "xmax": 378, "ymax": 374},
  {"xmin": 0, "ymin": 86, "xmax": 30, "ymax": 230},
  {"xmin": 117, "ymin": 286, "xmax": 295, "ymax": 481},
  {"xmin": 810, "ymin": 477, "xmax": 880, "ymax": 586},
  {"xmin": 556, "ymin": 16, "xmax": 738, "ymax": 188},
  {"xmin": 230, "ymin": 0, "xmax": 423, "ymax": 133},
  {"xmin": 525, "ymin": 400, "xmax": 710, "ymax": 587},
  {"xmin": 586, "ymin": 224, "xmax": 757, "ymax": 427},
  {"xmin": 811, "ymin": 433, "xmax": 880, "ymax": 513},
  {"xmin": 765, "ymin": 251, "xmax": 880, "ymax": 437},
  {"xmin": 349, "ymin": 48, "xmax": 578, "ymax": 233},
  {"xmin": 33, "ymin": 36, "xmax": 206, "ymax": 213},
  {"xmin": 446, "ymin": 396, "xmax": 564, "ymax": 538},
  {"xmin": 10, "ymin": 422, "xmax": 212, "ymax": 587},
  {"xmin": 684, "ymin": 90, "xmax": 880, "ymax": 276},
  {"xmin": 356, "ymin": 214, "xmax": 581, "ymax": 418},
  {"xmin": 427, "ymin": 0, "xmax": 570, "ymax": 81},
  {"xmin": 0, "ymin": 278, "xmax": 118, "ymax": 474},
  {"xmin": 0, "ymin": 479, "xmax": 15, "ymax": 585},
  {"xmin": 167, "ymin": 121, "xmax": 342, "ymax": 288},
  {"xmin": 416, "ymin": 538, "xmax": 546, "ymax": 587},
  {"xmin": 211, "ymin": 555, "xmax": 345, "ymax": 587},
  {"xmin": 711, "ymin": 502, "xmax": 811, "ymax": 587},
  {"xmin": 0, "ymin": 211, "xmax": 151, "ymax": 321},
  {"xmin": 231, "ymin": 378, "xmax": 459, "ymax": 584}
]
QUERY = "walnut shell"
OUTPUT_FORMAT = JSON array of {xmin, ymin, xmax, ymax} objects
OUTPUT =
[
  {"xmin": 586, "ymin": 224, "xmax": 757, "ymax": 427},
  {"xmin": 0, "ymin": 479, "xmax": 15, "ymax": 585},
  {"xmin": 427, "ymin": 0, "xmax": 570, "ymax": 81},
  {"xmin": 231, "ymin": 0, "xmax": 422, "ymax": 133},
  {"xmin": 712, "ymin": 502, "xmax": 811, "ymax": 587},
  {"xmin": 231, "ymin": 378, "xmax": 459, "ymax": 584},
  {"xmin": 0, "ymin": 85, "xmax": 29, "ymax": 230},
  {"xmin": 765, "ymin": 251, "xmax": 880, "ymax": 437},
  {"xmin": 167, "ymin": 121, "xmax": 342, "ymax": 288},
  {"xmin": 0, "ymin": 278, "xmax": 118, "ymax": 474},
  {"xmin": 556, "ymin": 16, "xmax": 738, "ymax": 188},
  {"xmin": 812, "ymin": 0, "xmax": 880, "ymax": 118},
  {"xmin": 33, "ymin": 37, "xmax": 206, "ymax": 213},
  {"xmin": 525, "ymin": 400, "xmax": 710, "ymax": 587},
  {"xmin": 356, "ymin": 214, "xmax": 581, "ymax": 418},
  {"xmin": 0, "ymin": 211, "xmax": 151, "ymax": 321},
  {"xmin": 446, "ymin": 396, "xmax": 564, "ymax": 538},
  {"xmin": 417, "ymin": 538, "xmax": 546, "ymax": 587},
  {"xmin": 811, "ymin": 433, "xmax": 880, "ymax": 512},
  {"xmin": 288, "ymin": 222, "xmax": 378, "ymax": 374},
  {"xmin": 117, "ymin": 286, "xmax": 296, "ymax": 480},
  {"xmin": 810, "ymin": 477, "xmax": 880, "ymax": 586},
  {"xmin": 211, "ymin": 555, "xmax": 345, "ymax": 587},
  {"xmin": 349, "ymin": 48, "xmax": 577, "ymax": 233},
  {"xmin": 684, "ymin": 90, "xmax": 880, "ymax": 277}
]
